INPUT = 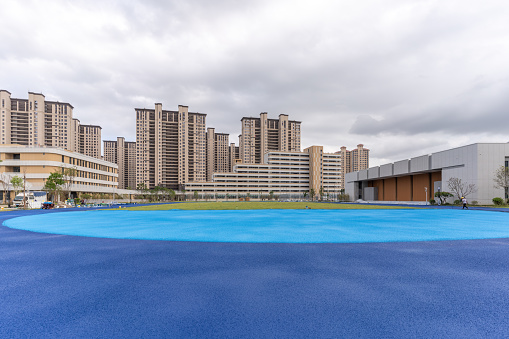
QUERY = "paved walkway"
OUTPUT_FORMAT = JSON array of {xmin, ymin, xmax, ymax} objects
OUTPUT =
[{"xmin": 1, "ymin": 208, "xmax": 509, "ymax": 338}]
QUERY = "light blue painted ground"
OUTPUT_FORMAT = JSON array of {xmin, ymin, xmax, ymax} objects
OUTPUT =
[{"xmin": 4, "ymin": 209, "xmax": 509, "ymax": 243}]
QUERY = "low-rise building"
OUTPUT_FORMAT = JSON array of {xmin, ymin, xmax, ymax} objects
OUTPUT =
[
  {"xmin": 345, "ymin": 143, "xmax": 509, "ymax": 205},
  {"xmin": 185, "ymin": 146, "xmax": 343, "ymax": 199},
  {"xmin": 0, "ymin": 145, "xmax": 134, "ymax": 202}
]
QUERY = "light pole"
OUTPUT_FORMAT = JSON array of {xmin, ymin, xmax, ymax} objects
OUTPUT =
[{"xmin": 425, "ymin": 187, "xmax": 428, "ymax": 205}]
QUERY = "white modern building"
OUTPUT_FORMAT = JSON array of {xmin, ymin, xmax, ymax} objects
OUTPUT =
[{"xmin": 345, "ymin": 143, "xmax": 509, "ymax": 205}]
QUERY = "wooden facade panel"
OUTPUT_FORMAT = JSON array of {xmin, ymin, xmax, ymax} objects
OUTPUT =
[
  {"xmin": 431, "ymin": 171, "xmax": 442, "ymax": 184},
  {"xmin": 384, "ymin": 178, "xmax": 396, "ymax": 201},
  {"xmin": 412, "ymin": 173, "xmax": 431, "ymax": 202},
  {"xmin": 396, "ymin": 176, "xmax": 412, "ymax": 201}
]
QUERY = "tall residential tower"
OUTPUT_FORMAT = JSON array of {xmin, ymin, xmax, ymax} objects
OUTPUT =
[
  {"xmin": 104, "ymin": 137, "xmax": 136, "ymax": 189},
  {"xmin": 136, "ymin": 104, "xmax": 206, "ymax": 190},
  {"xmin": 0, "ymin": 90, "xmax": 102, "ymax": 159},
  {"xmin": 239, "ymin": 112, "xmax": 301, "ymax": 164},
  {"xmin": 206, "ymin": 128, "xmax": 230, "ymax": 181}
]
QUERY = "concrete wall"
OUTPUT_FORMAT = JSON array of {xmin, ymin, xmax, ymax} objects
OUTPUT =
[
  {"xmin": 380, "ymin": 163, "xmax": 393, "ymax": 178},
  {"xmin": 435, "ymin": 144, "xmax": 478, "ymax": 201},
  {"xmin": 368, "ymin": 167, "xmax": 379, "ymax": 179},
  {"xmin": 358, "ymin": 169, "xmax": 368, "ymax": 181},
  {"xmin": 345, "ymin": 172, "xmax": 358, "ymax": 201},
  {"xmin": 476, "ymin": 143, "xmax": 509, "ymax": 204},
  {"xmin": 394, "ymin": 160, "xmax": 410, "ymax": 175},
  {"xmin": 410, "ymin": 155, "xmax": 430, "ymax": 173}
]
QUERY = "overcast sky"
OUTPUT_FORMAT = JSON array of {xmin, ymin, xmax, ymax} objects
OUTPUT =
[{"xmin": 2, "ymin": 0, "xmax": 509, "ymax": 166}]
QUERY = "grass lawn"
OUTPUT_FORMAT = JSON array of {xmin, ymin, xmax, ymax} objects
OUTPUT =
[{"xmin": 125, "ymin": 201, "xmax": 412, "ymax": 211}]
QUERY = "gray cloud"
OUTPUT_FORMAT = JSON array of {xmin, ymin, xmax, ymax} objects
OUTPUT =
[{"xmin": 2, "ymin": 0, "xmax": 509, "ymax": 166}]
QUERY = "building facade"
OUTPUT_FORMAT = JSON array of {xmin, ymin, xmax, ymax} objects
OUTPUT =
[
  {"xmin": 79, "ymin": 124, "xmax": 102, "ymax": 159},
  {"xmin": 206, "ymin": 128, "xmax": 230, "ymax": 181},
  {"xmin": 336, "ymin": 144, "xmax": 370, "ymax": 174},
  {"xmin": 136, "ymin": 104, "xmax": 206, "ymax": 190},
  {"xmin": 239, "ymin": 113, "xmax": 301, "ymax": 164},
  {"xmin": 104, "ymin": 137, "xmax": 136, "ymax": 189},
  {"xmin": 185, "ymin": 146, "xmax": 343, "ymax": 199},
  {"xmin": 229, "ymin": 142, "xmax": 240, "ymax": 172},
  {"xmin": 0, "ymin": 145, "xmax": 122, "ymax": 201},
  {"xmin": 345, "ymin": 143, "xmax": 509, "ymax": 205},
  {"xmin": 0, "ymin": 90, "xmax": 102, "ymax": 159}
]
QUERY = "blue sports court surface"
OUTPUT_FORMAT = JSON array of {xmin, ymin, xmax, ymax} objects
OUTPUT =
[
  {"xmin": 1, "ymin": 207, "xmax": 509, "ymax": 338},
  {"xmin": 4, "ymin": 209, "xmax": 509, "ymax": 243}
]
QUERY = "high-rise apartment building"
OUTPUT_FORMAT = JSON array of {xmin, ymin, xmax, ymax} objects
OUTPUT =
[
  {"xmin": 79, "ymin": 124, "xmax": 101, "ymax": 159},
  {"xmin": 0, "ymin": 90, "xmax": 102, "ymax": 159},
  {"xmin": 206, "ymin": 128, "xmax": 230, "ymax": 181},
  {"xmin": 104, "ymin": 137, "xmax": 136, "ymax": 189},
  {"xmin": 229, "ymin": 142, "xmax": 240, "ymax": 172},
  {"xmin": 239, "ymin": 113, "xmax": 301, "ymax": 164},
  {"xmin": 0, "ymin": 90, "xmax": 73, "ymax": 149},
  {"xmin": 336, "ymin": 144, "xmax": 370, "ymax": 189},
  {"xmin": 350, "ymin": 144, "xmax": 369, "ymax": 172},
  {"xmin": 136, "ymin": 104, "xmax": 206, "ymax": 190}
]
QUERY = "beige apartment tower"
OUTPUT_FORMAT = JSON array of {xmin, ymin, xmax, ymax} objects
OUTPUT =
[
  {"xmin": 104, "ymin": 137, "xmax": 136, "ymax": 189},
  {"xmin": 79, "ymin": 124, "xmax": 101, "ymax": 159},
  {"xmin": 336, "ymin": 144, "xmax": 370, "ymax": 189},
  {"xmin": 206, "ymin": 128, "xmax": 230, "ymax": 181},
  {"xmin": 136, "ymin": 104, "xmax": 206, "ymax": 190},
  {"xmin": 239, "ymin": 112, "xmax": 301, "ymax": 164},
  {"xmin": 1, "ymin": 90, "xmax": 73, "ymax": 149},
  {"xmin": 229, "ymin": 142, "xmax": 240, "ymax": 172},
  {"xmin": 0, "ymin": 90, "xmax": 102, "ymax": 159}
]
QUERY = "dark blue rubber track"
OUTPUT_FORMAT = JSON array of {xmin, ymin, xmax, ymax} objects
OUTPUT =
[{"xmin": 2, "ymin": 209, "xmax": 509, "ymax": 338}]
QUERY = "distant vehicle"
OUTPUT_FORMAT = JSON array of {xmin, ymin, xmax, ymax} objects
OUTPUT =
[
  {"xmin": 42, "ymin": 202, "xmax": 55, "ymax": 209},
  {"xmin": 14, "ymin": 191, "xmax": 47, "ymax": 209}
]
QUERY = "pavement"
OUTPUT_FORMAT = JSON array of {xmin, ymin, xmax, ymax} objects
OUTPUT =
[{"xmin": 1, "ymin": 208, "xmax": 509, "ymax": 338}]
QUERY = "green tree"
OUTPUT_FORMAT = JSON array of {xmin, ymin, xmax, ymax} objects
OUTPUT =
[
  {"xmin": 62, "ymin": 166, "xmax": 77, "ymax": 199},
  {"xmin": 43, "ymin": 171, "xmax": 65, "ymax": 202},
  {"xmin": 81, "ymin": 193, "xmax": 92, "ymax": 203},
  {"xmin": 194, "ymin": 190, "xmax": 199, "ymax": 201},
  {"xmin": 269, "ymin": 191, "xmax": 274, "ymax": 200},
  {"xmin": 434, "ymin": 191, "xmax": 453, "ymax": 205},
  {"xmin": 168, "ymin": 189, "xmax": 176, "ymax": 201},
  {"xmin": 10, "ymin": 175, "xmax": 23, "ymax": 196},
  {"xmin": 150, "ymin": 186, "xmax": 163, "ymax": 202},
  {"xmin": 303, "ymin": 191, "xmax": 308, "ymax": 200},
  {"xmin": 137, "ymin": 182, "xmax": 149, "ymax": 200},
  {"xmin": 309, "ymin": 189, "xmax": 315, "ymax": 201}
]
